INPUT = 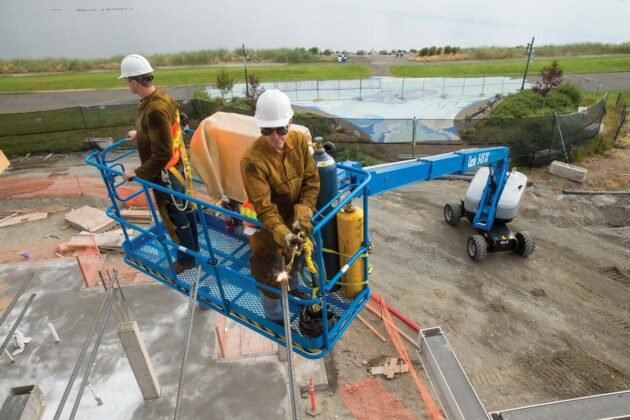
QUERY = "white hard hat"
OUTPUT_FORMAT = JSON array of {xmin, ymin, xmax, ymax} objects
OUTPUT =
[
  {"xmin": 119, "ymin": 54, "xmax": 154, "ymax": 79},
  {"xmin": 255, "ymin": 89, "xmax": 294, "ymax": 128}
]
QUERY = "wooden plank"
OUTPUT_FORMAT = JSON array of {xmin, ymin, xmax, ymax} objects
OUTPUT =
[
  {"xmin": 70, "ymin": 229, "xmax": 130, "ymax": 250},
  {"xmin": 0, "ymin": 149, "xmax": 10, "ymax": 174},
  {"xmin": 57, "ymin": 243, "xmax": 73, "ymax": 253},
  {"xmin": 370, "ymin": 358, "xmax": 409, "ymax": 379},
  {"xmin": 0, "ymin": 212, "xmax": 48, "ymax": 228},
  {"xmin": 120, "ymin": 209, "xmax": 152, "ymax": 220},
  {"xmin": 6, "ymin": 206, "xmax": 66, "ymax": 215},
  {"xmin": 364, "ymin": 303, "xmax": 419, "ymax": 349},
  {"xmin": 64, "ymin": 206, "xmax": 117, "ymax": 233},
  {"xmin": 67, "ymin": 235, "xmax": 97, "ymax": 249},
  {"xmin": 0, "ymin": 213, "xmax": 18, "ymax": 225},
  {"xmin": 357, "ymin": 314, "xmax": 387, "ymax": 343}
]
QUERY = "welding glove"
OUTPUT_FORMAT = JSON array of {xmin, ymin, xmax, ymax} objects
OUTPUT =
[
  {"xmin": 284, "ymin": 232, "xmax": 305, "ymax": 253},
  {"xmin": 292, "ymin": 204, "xmax": 314, "ymax": 235}
]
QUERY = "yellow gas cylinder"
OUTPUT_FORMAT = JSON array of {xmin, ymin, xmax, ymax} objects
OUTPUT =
[{"xmin": 336, "ymin": 203, "xmax": 364, "ymax": 298}]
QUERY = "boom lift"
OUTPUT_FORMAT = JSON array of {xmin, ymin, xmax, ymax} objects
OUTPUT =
[{"xmin": 86, "ymin": 132, "xmax": 533, "ymax": 359}]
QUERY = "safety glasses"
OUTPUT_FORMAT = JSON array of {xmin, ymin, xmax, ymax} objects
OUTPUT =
[{"xmin": 260, "ymin": 126, "xmax": 289, "ymax": 136}]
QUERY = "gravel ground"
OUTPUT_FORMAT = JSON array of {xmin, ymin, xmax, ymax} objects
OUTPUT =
[{"xmin": 1, "ymin": 141, "xmax": 629, "ymax": 418}]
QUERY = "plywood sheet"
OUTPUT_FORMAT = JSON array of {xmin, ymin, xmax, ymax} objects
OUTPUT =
[{"xmin": 64, "ymin": 206, "xmax": 117, "ymax": 233}]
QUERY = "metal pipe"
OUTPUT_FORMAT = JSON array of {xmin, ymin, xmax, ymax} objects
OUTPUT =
[
  {"xmin": 69, "ymin": 289, "xmax": 115, "ymax": 419},
  {"xmin": 174, "ymin": 265, "xmax": 202, "ymax": 420},
  {"xmin": 54, "ymin": 286, "xmax": 114, "ymax": 420},
  {"xmin": 370, "ymin": 294, "xmax": 421, "ymax": 332},
  {"xmin": 0, "ymin": 273, "xmax": 33, "ymax": 327},
  {"xmin": 0, "ymin": 293, "xmax": 36, "ymax": 356},
  {"xmin": 521, "ymin": 36, "xmax": 535, "ymax": 91}
]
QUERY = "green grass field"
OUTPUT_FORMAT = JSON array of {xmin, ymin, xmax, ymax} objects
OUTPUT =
[
  {"xmin": 0, "ymin": 64, "xmax": 371, "ymax": 93},
  {"xmin": 391, "ymin": 56, "xmax": 630, "ymax": 78}
]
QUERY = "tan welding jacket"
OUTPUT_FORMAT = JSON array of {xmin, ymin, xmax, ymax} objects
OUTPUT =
[{"xmin": 240, "ymin": 130, "xmax": 320, "ymax": 296}]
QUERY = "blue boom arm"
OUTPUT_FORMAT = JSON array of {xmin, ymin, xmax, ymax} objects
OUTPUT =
[{"xmin": 361, "ymin": 147, "xmax": 510, "ymax": 231}]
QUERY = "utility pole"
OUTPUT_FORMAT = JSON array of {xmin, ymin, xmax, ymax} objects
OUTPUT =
[
  {"xmin": 242, "ymin": 44, "xmax": 250, "ymax": 98},
  {"xmin": 521, "ymin": 37, "xmax": 535, "ymax": 91}
]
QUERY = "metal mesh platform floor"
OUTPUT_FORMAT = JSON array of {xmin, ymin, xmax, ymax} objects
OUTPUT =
[{"xmin": 123, "ymin": 220, "xmax": 368, "ymax": 357}]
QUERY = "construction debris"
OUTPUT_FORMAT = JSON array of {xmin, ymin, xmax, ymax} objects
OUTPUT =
[
  {"xmin": 370, "ymin": 357, "xmax": 409, "ymax": 379},
  {"xmin": 64, "ymin": 206, "xmax": 117, "ymax": 233},
  {"xmin": 120, "ymin": 209, "xmax": 152, "ymax": 223},
  {"xmin": 60, "ymin": 229, "xmax": 135, "ymax": 254},
  {"xmin": 0, "ymin": 212, "xmax": 48, "ymax": 228},
  {"xmin": 549, "ymin": 160, "xmax": 588, "ymax": 183},
  {"xmin": 3, "ymin": 206, "xmax": 66, "ymax": 215}
]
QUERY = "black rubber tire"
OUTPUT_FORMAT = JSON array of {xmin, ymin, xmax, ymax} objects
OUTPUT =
[
  {"xmin": 467, "ymin": 235, "xmax": 488, "ymax": 261},
  {"xmin": 444, "ymin": 202, "xmax": 463, "ymax": 225},
  {"xmin": 515, "ymin": 231, "xmax": 535, "ymax": 257}
]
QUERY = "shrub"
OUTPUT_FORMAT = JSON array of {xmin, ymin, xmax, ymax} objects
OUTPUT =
[
  {"xmin": 292, "ymin": 112, "xmax": 334, "ymax": 137},
  {"xmin": 356, "ymin": 50, "xmax": 366, "ymax": 55},
  {"xmin": 490, "ymin": 88, "xmax": 579, "ymax": 119},
  {"xmin": 246, "ymin": 74, "xmax": 264, "ymax": 110},
  {"xmin": 444, "ymin": 46, "xmax": 452, "ymax": 54},
  {"xmin": 436, "ymin": 47, "xmax": 443, "ymax": 55},
  {"xmin": 419, "ymin": 48, "xmax": 429, "ymax": 57},
  {"xmin": 556, "ymin": 83, "xmax": 582, "ymax": 107},
  {"xmin": 216, "ymin": 69, "xmax": 235, "ymax": 102},
  {"xmin": 428, "ymin": 46, "xmax": 437, "ymax": 56},
  {"xmin": 335, "ymin": 144, "xmax": 377, "ymax": 166},
  {"xmin": 533, "ymin": 60, "xmax": 564, "ymax": 102},
  {"xmin": 308, "ymin": 47, "xmax": 319, "ymax": 55},
  {"xmin": 323, "ymin": 49, "xmax": 333, "ymax": 56}
]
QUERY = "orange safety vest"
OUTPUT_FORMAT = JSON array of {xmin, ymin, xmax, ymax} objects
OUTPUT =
[
  {"xmin": 161, "ymin": 111, "xmax": 194, "ymax": 199},
  {"xmin": 164, "ymin": 111, "xmax": 184, "ymax": 170},
  {"xmin": 240, "ymin": 199, "xmax": 258, "ymax": 228}
]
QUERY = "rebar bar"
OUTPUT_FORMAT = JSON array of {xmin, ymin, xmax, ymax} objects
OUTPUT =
[
  {"xmin": 69, "ymin": 286, "xmax": 115, "ymax": 419},
  {"xmin": 0, "ymin": 273, "xmax": 34, "ymax": 327},
  {"xmin": 0, "ymin": 293, "xmax": 35, "ymax": 356},
  {"xmin": 174, "ymin": 265, "xmax": 202, "ymax": 420},
  {"xmin": 54, "ymin": 285, "xmax": 114, "ymax": 420}
]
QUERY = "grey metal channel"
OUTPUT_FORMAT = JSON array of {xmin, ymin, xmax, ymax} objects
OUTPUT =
[
  {"xmin": 418, "ymin": 327, "xmax": 490, "ymax": 420},
  {"xmin": 490, "ymin": 390, "xmax": 630, "ymax": 420}
]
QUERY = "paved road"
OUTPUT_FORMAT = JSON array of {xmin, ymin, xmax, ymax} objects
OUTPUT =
[
  {"xmin": 0, "ymin": 84, "xmax": 208, "ymax": 112},
  {"xmin": 1, "ymin": 58, "xmax": 628, "ymax": 113}
]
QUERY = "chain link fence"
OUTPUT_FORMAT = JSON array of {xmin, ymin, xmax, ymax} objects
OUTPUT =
[
  {"xmin": 614, "ymin": 93, "xmax": 628, "ymax": 144},
  {"xmin": 207, "ymin": 76, "xmax": 525, "ymax": 102},
  {"xmin": 0, "ymin": 87, "xmax": 612, "ymax": 168},
  {"xmin": 459, "ymin": 96, "xmax": 608, "ymax": 166}
]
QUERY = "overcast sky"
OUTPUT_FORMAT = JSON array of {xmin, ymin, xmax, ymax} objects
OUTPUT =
[{"xmin": 1, "ymin": 0, "xmax": 628, "ymax": 59}]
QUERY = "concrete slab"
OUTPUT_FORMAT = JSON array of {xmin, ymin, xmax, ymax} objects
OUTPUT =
[
  {"xmin": 0, "ymin": 259, "xmax": 298, "ymax": 419},
  {"xmin": 549, "ymin": 160, "xmax": 588, "ymax": 183},
  {"xmin": 215, "ymin": 315, "xmax": 329, "ymax": 390}
]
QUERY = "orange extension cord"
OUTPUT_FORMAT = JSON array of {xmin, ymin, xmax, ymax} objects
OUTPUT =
[{"xmin": 374, "ymin": 292, "xmax": 444, "ymax": 420}]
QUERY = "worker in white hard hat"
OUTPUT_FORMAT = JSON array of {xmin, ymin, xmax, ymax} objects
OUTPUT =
[
  {"xmin": 120, "ymin": 54, "xmax": 199, "ymax": 274},
  {"xmin": 240, "ymin": 89, "xmax": 320, "ymax": 324}
]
